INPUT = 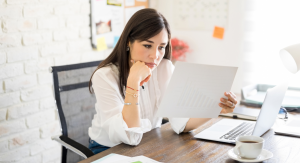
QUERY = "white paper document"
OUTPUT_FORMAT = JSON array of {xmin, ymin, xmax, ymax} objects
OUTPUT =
[
  {"xmin": 157, "ymin": 61, "xmax": 238, "ymax": 118},
  {"xmin": 111, "ymin": 156, "xmax": 161, "ymax": 163},
  {"xmin": 92, "ymin": 153, "xmax": 161, "ymax": 163},
  {"xmin": 274, "ymin": 119, "xmax": 300, "ymax": 137},
  {"xmin": 91, "ymin": 153, "xmax": 130, "ymax": 163}
]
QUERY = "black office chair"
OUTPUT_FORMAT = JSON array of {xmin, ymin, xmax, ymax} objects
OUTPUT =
[{"xmin": 50, "ymin": 60, "xmax": 102, "ymax": 163}]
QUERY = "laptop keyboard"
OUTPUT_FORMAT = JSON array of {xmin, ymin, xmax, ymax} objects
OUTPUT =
[{"xmin": 219, "ymin": 122, "xmax": 255, "ymax": 140}]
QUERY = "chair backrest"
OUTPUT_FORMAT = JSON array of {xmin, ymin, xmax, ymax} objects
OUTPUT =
[{"xmin": 51, "ymin": 60, "xmax": 101, "ymax": 163}]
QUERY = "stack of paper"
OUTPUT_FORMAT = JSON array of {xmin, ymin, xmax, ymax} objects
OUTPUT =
[{"xmin": 92, "ymin": 153, "xmax": 161, "ymax": 163}]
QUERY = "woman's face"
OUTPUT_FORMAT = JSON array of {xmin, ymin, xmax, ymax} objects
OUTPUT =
[{"xmin": 128, "ymin": 28, "xmax": 168, "ymax": 70}]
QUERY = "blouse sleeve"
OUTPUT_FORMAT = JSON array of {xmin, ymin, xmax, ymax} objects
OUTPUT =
[
  {"xmin": 92, "ymin": 68, "xmax": 152, "ymax": 146},
  {"xmin": 157, "ymin": 59, "xmax": 190, "ymax": 134}
]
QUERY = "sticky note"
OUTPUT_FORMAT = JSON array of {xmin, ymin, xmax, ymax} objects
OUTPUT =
[
  {"xmin": 113, "ymin": 36, "xmax": 120, "ymax": 47},
  {"xmin": 97, "ymin": 37, "xmax": 108, "ymax": 51},
  {"xmin": 213, "ymin": 26, "xmax": 225, "ymax": 39},
  {"xmin": 132, "ymin": 161, "xmax": 142, "ymax": 163}
]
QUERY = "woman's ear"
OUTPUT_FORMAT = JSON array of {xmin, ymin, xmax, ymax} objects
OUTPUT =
[{"xmin": 127, "ymin": 41, "xmax": 132, "ymax": 47}]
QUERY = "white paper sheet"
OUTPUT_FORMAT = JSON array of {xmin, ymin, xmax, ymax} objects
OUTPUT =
[
  {"xmin": 92, "ymin": 153, "xmax": 130, "ymax": 163},
  {"xmin": 157, "ymin": 61, "xmax": 238, "ymax": 118},
  {"xmin": 274, "ymin": 119, "xmax": 300, "ymax": 137},
  {"xmin": 111, "ymin": 156, "xmax": 161, "ymax": 163}
]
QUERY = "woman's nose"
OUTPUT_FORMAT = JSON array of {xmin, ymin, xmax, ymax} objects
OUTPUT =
[{"xmin": 150, "ymin": 49, "xmax": 159, "ymax": 59}]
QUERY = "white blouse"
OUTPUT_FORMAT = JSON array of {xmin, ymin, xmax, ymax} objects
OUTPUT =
[{"xmin": 88, "ymin": 59, "xmax": 189, "ymax": 147}]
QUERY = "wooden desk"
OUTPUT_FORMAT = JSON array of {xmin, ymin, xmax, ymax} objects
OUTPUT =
[{"xmin": 79, "ymin": 110, "xmax": 300, "ymax": 163}]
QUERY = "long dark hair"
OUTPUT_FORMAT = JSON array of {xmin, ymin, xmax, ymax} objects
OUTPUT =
[{"xmin": 89, "ymin": 8, "xmax": 172, "ymax": 98}]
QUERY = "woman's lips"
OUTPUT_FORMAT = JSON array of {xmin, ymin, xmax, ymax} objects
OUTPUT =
[{"xmin": 145, "ymin": 63, "xmax": 157, "ymax": 68}]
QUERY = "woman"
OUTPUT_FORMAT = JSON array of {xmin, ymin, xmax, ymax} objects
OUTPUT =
[{"xmin": 88, "ymin": 8, "xmax": 237, "ymax": 154}]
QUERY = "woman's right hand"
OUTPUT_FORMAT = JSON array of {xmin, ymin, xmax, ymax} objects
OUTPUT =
[{"xmin": 128, "ymin": 60, "xmax": 152, "ymax": 86}]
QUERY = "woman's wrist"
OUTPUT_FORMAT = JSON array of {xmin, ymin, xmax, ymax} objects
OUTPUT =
[
  {"xmin": 127, "ymin": 77, "xmax": 140, "ymax": 90},
  {"xmin": 127, "ymin": 75, "xmax": 140, "ymax": 86}
]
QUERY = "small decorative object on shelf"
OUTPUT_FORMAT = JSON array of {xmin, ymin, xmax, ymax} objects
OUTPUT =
[{"xmin": 171, "ymin": 38, "xmax": 190, "ymax": 63}]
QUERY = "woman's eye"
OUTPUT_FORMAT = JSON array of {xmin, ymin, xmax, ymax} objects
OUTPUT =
[
  {"xmin": 159, "ymin": 46, "xmax": 165, "ymax": 50},
  {"xmin": 143, "ymin": 45, "xmax": 151, "ymax": 49}
]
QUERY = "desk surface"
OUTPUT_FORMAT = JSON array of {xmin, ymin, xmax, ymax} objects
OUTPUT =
[{"xmin": 79, "ymin": 110, "xmax": 300, "ymax": 163}]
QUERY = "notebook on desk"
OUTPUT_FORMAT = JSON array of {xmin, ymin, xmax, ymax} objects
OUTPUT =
[
  {"xmin": 194, "ymin": 83, "xmax": 288, "ymax": 144},
  {"xmin": 274, "ymin": 119, "xmax": 300, "ymax": 137},
  {"xmin": 220, "ymin": 106, "xmax": 260, "ymax": 121}
]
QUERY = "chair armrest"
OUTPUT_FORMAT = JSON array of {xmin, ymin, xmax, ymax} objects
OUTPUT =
[{"xmin": 52, "ymin": 135, "xmax": 94, "ymax": 159}]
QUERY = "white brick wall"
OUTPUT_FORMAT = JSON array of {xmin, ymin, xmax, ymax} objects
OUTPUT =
[
  {"xmin": 0, "ymin": 63, "xmax": 23, "ymax": 80},
  {"xmin": 54, "ymin": 4, "xmax": 81, "ymax": 16},
  {"xmin": 6, "ymin": 0, "xmax": 38, "ymax": 5},
  {"xmin": 0, "ymin": 81, "xmax": 4, "ymax": 94},
  {"xmin": 66, "ymin": 15, "xmax": 90, "ymax": 28},
  {"xmin": 40, "ymin": 97, "xmax": 56, "ymax": 110},
  {"xmin": 23, "ymin": 32, "xmax": 52, "ymax": 45},
  {"xmin": 38, "ymin": 72, "xmax": 53, "ymax": 85},
  {"xmin": 0, "ymin": 5, "xmax": 22, "ymax": 18},
  {"xmin": 0, "ymin": 109, "xmax": 7, "ymax": 122},
  {"xmin": 42, "ymin": 146, "xmax": 61, "ymax": 163},
  {"xmin": 0, "ymin": 33, "xmax": 22, "ymax": 48},
  {"xmin": 23, "ymin": 4, "xmax": 52, "ymax": 18},
  {"xmin": 30, "ymin": 138, "xmax": 60, "ymax": 156},
  {"xmin": 53, "ymin": 28, "xmax": 79, "ymax": 41},
  {"xmin": 0, "ymin": 91, "xmax": 21, "ymax": 108},
  {"xmin": 0, "ymin": 51, "xmax": 6, "ymax": 64},
  {"xmin": 8, "ymin": 128, "xmax": 40, "ymax": 149},
  {"xmin": 0, "ymin": 119, "xmax": 27, "ymax": 137},
  {"xmin": 0, "ymin": 146, "xmax": 30, "ymax": 162},
  {"xmin": 40, "ymin": 43, "xmax": 67, "ymax": 57},
  {"xmin": 38, "ymin": 17, "xmax": 61, "ymax": 30},
  {"xmin": 25, "ymin": 58, "xmax": 54, "ymax": 74},
  {"xmin": 80, "ymin": 27, "xmax": 92, "ymax": 38},
  {"xmin": 40, "ymin": 121, "xmax": 60, "ymax": 138},
  {"xmin": 7, "ymin": 46, "xmax": 39, "ymax": 63},
  {"xmin": 4, "ymin": 74, "xmax": 37, "ymax": 92},
  {"xmin": 26, "ymin": 109, "xmax": 55, "ymax": 128},
  {"xmin": 16, "ymin": 155, "xmax": 42, "ymax": 163},
  {"xmin": 54, "ymin": 54, "xmax": 81, "ymax": 66},
  {"xmin": 21, "ymin": 85, "xmax": 53, "ymax": 102},
  {"xmin": 0, "ymin": 139, "xmax": 8, "ymax": 152},
  {"xmin": 3, "ymin": 18, "xmax": 37, "ymax": 33},
  {"xmin": 0, "ymin": 19, "xmax": 2, "ymax": 34},
  {"xmin": 68, "ymin": 39, "xmax": 92, "ymax": 52},
  {"xmin": 7, "ymin": 101, "xmax": 39, "ymax": 120},
  {"xmin": 0, "ymin": 0, "xmax": 109, "ymax": 161}
]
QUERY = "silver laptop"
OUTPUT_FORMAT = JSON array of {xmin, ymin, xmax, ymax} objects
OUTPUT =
[{"xmin": 194, "ymin": 83, "xmax": 288, "ymax": 143}]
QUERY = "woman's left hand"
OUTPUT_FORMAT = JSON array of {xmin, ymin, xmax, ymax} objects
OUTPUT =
[{"xmin": 219, "ymin": 92, "xmax": 237, "ymax": 114}]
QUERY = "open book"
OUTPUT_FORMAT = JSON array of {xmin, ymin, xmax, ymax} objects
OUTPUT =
[{"xmin": 220, "ymin": 106, "xmax": 260, "ymax": 121}]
